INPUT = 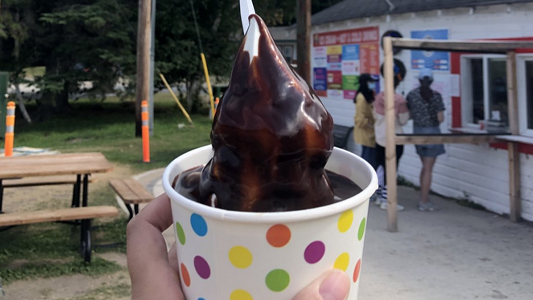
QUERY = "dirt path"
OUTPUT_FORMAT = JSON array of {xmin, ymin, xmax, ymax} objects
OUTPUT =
[{"xmin": 4, "ymin": 253, "xmax": 130, "ymax": 300}]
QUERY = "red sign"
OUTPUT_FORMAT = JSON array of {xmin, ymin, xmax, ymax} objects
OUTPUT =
[
  {"xmin": 313, "ymin": 27, "xmax": 379, "ymax": 47},
  {"xmin": 326, "ymin": 70, "xmax": 342, "ymax": 90},
  {"xmin": 360, "ymin": 43, "xmax": 380, "ymax": 75}
]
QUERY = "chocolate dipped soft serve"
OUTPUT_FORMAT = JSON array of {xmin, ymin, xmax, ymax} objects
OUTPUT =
[{"xmin": 175, "ymin": 15, "xmax": 358, "ymax": 212}]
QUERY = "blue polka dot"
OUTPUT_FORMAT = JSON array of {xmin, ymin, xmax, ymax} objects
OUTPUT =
[
  {"xmin": 198, "ymin": 298, "xmax": 206, "ymax": 300},
  {"xmin": 191, "ymin": 213, "xmax": 208, "ymax": 236}
]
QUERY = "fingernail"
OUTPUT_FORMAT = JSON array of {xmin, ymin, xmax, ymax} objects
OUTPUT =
[{"xmin": 319, "ymin": 270, "xmax": 350, "ymax": 300}]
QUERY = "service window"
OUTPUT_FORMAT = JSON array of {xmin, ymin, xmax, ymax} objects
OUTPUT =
[
  {"xmin": 461, "ymin": 55, "xmax": 508, "ymax": 128},
  {"xmin": 517, "ymin": 55, "xmax": 533, "ymax": 136}
]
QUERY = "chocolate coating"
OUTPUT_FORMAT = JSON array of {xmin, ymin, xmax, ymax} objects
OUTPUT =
[{"xmin": 175, "ymin": 15, "xmax": 339, "ymax": 212}]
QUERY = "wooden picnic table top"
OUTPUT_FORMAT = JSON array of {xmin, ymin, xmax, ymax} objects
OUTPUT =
[{"xmin": 0, "ymin": 152, "xmax": 113, "ymax": 179}]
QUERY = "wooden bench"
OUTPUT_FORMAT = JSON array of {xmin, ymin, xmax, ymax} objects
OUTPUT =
[
  {"xmin": 333, "ymin": 125, "xmax": 354, "ymax": 150},
  {"xmin": 1, "ymin": 176, "xmax": 95, "ymax": 210},
  {"xmin": 0, "ymin": 206, "xmax": 119, "ymax": 262},
  {"xmin": 109, "ymin": 179, "xmax": 153, "ymax": 220},
  {"xmin": 2, "ymin": 176, "xmax": 94, "ymax": 188}
]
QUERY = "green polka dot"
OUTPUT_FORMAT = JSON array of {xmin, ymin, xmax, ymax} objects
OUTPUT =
[
  {"xmin": 358, "ymin": 218, "xmax": 366, "ymax": 241},
  {"xmin": 176, "ymin": 222, "xmax": 186, "ymax": 245},
  {"xmin": 265, "ymin": 269, "xmax": 290, "ymax": 292}
]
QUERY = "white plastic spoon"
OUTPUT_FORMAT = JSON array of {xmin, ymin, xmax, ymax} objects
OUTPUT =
[{"xmin": 239, "ymin": 0, "xmax": 256, "ymax": 34}]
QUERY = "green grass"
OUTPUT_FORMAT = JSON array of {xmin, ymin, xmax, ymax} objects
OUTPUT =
[
  {"xmin": 4, "ymin": 95, "xmax": 212, "ymax": 172},
  {"xmin": 0, "ymin": 257, "xmax": 123, "ymax": 285}
]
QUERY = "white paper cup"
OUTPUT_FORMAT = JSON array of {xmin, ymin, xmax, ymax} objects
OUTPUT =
[{"xmin": 163, "ymin": 145, "xmax": 377, "ymax": 300}]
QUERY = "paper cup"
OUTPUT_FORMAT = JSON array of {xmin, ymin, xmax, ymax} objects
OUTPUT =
[{"xmin": 163, "ymin": 145, "xmax": 377, "ymax": 300}]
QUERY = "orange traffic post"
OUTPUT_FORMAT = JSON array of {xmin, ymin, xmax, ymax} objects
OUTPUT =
[
  {"xmin": 4, "ymin": 101, "xmax": 15, "ymax": 157},
  {"xmin": 141, "ymin": 100, "xmax": 150, "ymax": 162},
  {"xmin": 214, "ymin": 97, "xmax": 220, "ymax": 114}
]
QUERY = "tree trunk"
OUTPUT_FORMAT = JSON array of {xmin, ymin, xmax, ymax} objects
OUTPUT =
[
  {"xmin": 32, "ymin": 90, "xmax": 55, "ymax": 122},
  {"xmin": 55, "ymin": 80, "xmax": 71, "ymax": 113},
  {"xmin": 185, "ymin": 79, "xmax": 201, "ymax": 114},
  {"xmin": 14, "ymin": 83, "xmax": 32, "ymax": 123}
]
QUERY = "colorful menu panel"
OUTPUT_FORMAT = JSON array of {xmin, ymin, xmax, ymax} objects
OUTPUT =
[{"xmin": 312, "ymin": 27, "xmax": 380, "ymax": 100}]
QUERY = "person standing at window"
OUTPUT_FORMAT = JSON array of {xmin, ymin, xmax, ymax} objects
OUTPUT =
[
  {"xmin": 406, "ymin": 68, "xmax": 445, "ymax": 211},
  {"xmin": 374, "ymin": 74, "xmax": 410, "ymax": 211},
  {"xmin": 354, "ymin": 74, "xmax": 379, "ymax": 170}
]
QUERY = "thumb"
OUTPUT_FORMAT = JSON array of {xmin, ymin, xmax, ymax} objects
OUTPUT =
[{"xmin": 293, "ymin": 269, "xmax": 351, "ymax": 300}]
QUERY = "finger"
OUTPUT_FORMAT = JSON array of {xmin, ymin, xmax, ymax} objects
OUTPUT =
[
  {"xmin": 127, "ymin": 194, "xmax": 185, "ymax": 300},
  {"xmin": 292, "ymin": 269, "xmax": 350, "ymax": 300},
  {"xmin": 134, "ymin": 193, "xmax": 174, "ymax": 232},
  {"xmin": 168, "ymin": 242, "xmax": 180, "ymax": 275}
]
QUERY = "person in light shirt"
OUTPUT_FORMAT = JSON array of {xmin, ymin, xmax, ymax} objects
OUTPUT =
[{"xmin": 373, "ymin": 72, "xmax": 409, "ymax": 211}]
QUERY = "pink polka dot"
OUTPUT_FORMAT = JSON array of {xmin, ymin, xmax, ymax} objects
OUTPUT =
[
  {"xmin": 304, "ymin": 241, "xmax": 325, "ymax": 264},
  {"xmin": 194, "ymin": 256, "xmax": 211, "ymax": 279}
]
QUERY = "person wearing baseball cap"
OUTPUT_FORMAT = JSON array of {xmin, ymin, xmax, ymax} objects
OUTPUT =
[{"xmin": 406, "ymin": 68, "xmax": 445, "ymax": 212}]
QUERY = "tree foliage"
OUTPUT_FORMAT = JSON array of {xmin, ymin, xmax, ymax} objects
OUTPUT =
[{"xmin": 0, "ymin": 0, "xmax": 342, "ymax": 117}]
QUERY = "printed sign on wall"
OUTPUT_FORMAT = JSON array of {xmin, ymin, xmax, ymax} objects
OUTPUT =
[
  {"xmin": 411, "ymin": 29, "xmax": 449, "ymax": 71},
  {"xmin": 312, "ymin": 26, "xmax": 380, "ymax": 100}
]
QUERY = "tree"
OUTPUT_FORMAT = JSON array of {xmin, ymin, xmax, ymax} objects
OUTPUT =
[
  {"xmin": 0, "ymin": 0, "xmax": 137, "ymax": 119},
  {"xmin": 154, "ymin": 0, "xmax": 241, "ymax": 113},
  {"xmin": 37, "ymin": 0, "xmax": 137, "ymax": 113}
]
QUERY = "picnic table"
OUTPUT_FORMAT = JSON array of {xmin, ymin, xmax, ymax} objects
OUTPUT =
[{"xmin": 0, "ymin": 152, "xmax": 119, "ymax": 262}]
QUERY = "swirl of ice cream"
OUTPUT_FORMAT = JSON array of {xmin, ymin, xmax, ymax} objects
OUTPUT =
[{"xmin": 175, "ymin": 14, "xmax": 336, "ymax": 212}]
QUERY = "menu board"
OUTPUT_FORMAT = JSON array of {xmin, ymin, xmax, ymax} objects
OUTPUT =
[{"xmin": 312, "ymin": 27, "xmax": 380, "ymax": 100}]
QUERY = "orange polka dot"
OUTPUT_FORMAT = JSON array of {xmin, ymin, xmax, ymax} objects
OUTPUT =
[
  {"xmin": 353, "ymin": 259, "xmax": 361, "ymax": 283},
  {"xmin": 266, "ymin": 224, "xmax": 291, "ymax": 247},
  {"xmin": 181, "ymin": 263, "xmax": 191, "ymax": 287}
]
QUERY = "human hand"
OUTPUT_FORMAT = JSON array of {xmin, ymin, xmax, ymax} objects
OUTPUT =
[{"xmin": 127, "ymin": 193, "xmax": 350, "ymax": 300}]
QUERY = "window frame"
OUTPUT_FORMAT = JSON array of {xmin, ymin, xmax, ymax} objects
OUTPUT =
[
  {"xmin": 516, "ymin": 54, "xmax": 533, "ymax": 137},
  {"xmin": 460, "ymin": 54, "xmax": 508, "ymax": 128}
]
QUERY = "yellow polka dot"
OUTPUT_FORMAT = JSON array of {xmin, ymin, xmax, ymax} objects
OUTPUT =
[
  {"xmin": 337, "ymin": 210, "xmax": 354, "ymax": 233},
  {"xmin": 230, "ymin": 289, "xmax": 253, "ymax": 300},
  {"xmin": 334, "ymin": 252, "xmax": 350, "ymax": 271},
  {"xmin": 229, "ymin": 246, "xmax": 253, "ymax": 269}
]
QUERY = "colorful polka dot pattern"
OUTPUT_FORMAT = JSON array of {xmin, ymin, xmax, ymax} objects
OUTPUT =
[
  {"xmin": 265, "ymin": 269, "xmax": 290, "ymax": 292},
  {"xmin": 180, "ymin": 263, "xmax": 191, "ymax": 287},
  {"xmin": 230, "ymin": 289, "xmax": 253, "ymax": 300},
  {"xmin": 177, "ymin": 208, "xmax": 368, "ymax": 298},
  {"xmin": 194, "ymin": 256, "xmax": 211, "ymax": 279},
  {"xmin": 304, "ymin": 241, "xmax": 325, "ymax": 264},
  {"xmin": 229, "ymin": 246, "xmax": 253, "ymax": 269},
  {"xmin": 353, "ymin": 259, "xmax": 362, "ymax": 283},
  {"xmin": 266, "ymin": 224, "xmax": 291, "ymax": 247},
  {"xmin": 338, "ymin": 210, "xmax": 354, "ymax": 233},
  {"xmin": 334, "ymin": 252, "xmax": 350, "ymax": 272},
  {"xmin": 176, "ymin": 222, "xmax": 186, "ymax": 245},
  {"xmin": 358, "ymin": 218, "xmax": 366, "ymax": 241},
  {"xmin": 190, "ymin": 213, "xmax": 208, "ymax": 236}
]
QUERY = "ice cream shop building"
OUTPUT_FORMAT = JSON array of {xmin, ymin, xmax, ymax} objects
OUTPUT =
[{"xmin": 309, "ymin": 0, "xmax": 533, "ymax": 221}]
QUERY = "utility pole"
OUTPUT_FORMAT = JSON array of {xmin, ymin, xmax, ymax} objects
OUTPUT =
[
  {"xmin": 136, "ymin": 0, "xmax": 151, "ymax": 137},
  {"xmin": 149, "ymin": 0, "xmax": 156, "ymax": 136},
  {"xmin": 297, "ymin": 0, "xmax": 311, "ymax": 84}
]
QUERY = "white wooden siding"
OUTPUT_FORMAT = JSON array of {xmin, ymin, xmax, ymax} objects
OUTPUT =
[{"xmin": 313, "ymin": 2, "xmax": 533, "ymax": 221}]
